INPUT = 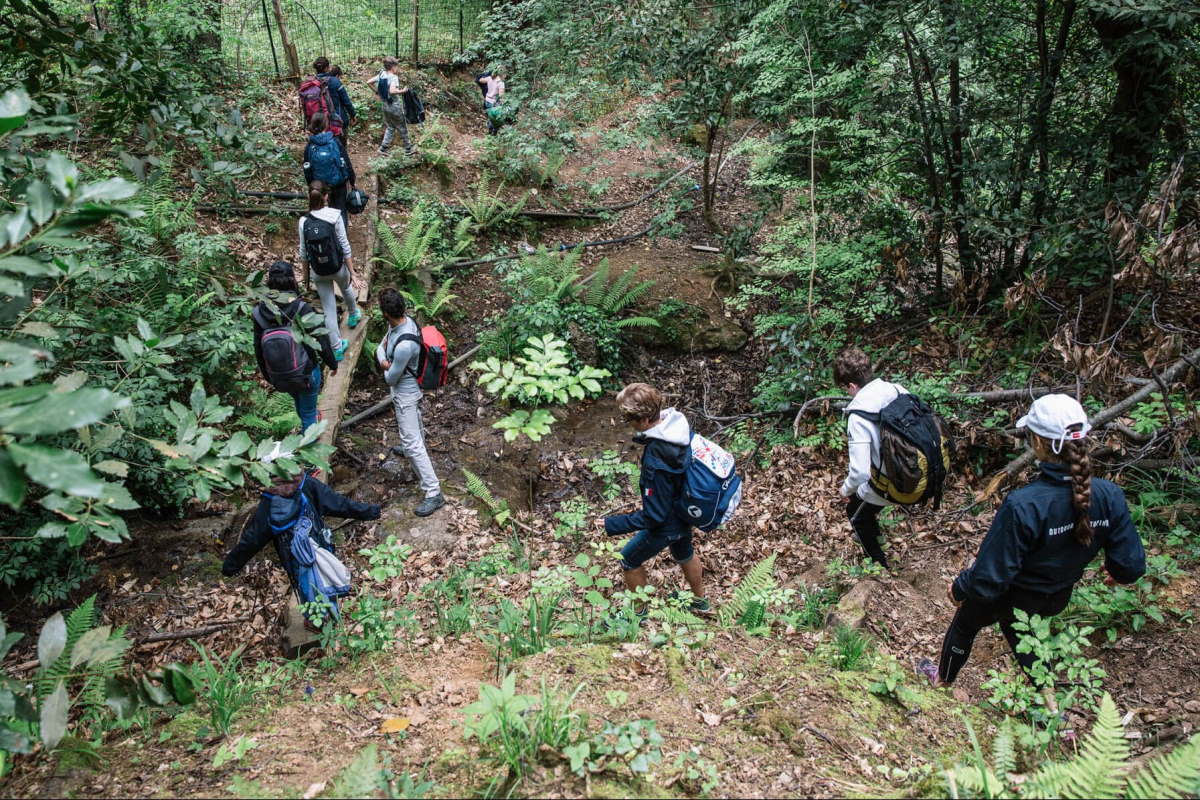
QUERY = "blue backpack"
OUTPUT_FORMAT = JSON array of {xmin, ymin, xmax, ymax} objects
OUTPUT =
[
  {"xmin": 675, "ymin": 433, "xmax": 743, "ymax": 532},
  {"xmin": 269, "ymin": 478, "xmax": 352, "ymax": 620},
  {"xmin": 305, "ymin": 138, "xmax": 348, "ymax": 187}
]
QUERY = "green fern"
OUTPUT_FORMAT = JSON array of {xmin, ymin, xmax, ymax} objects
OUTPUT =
[
  {"xmin": 614, "ymin": 316, "xmax": 661, "ymax": 329},
  {"xmin": 946, "ymin": 693, "xmax": 1200, "ymax": 800},
  {"xmin": 585, "ymin": 260, "xmax": 611, "ymax": 307},
  {"xmin": 718, "ymin": 554, "xmax": 777, "ymax": 628},
  {"xmin": 328, "ymin": 744, "xmax": 385, "ymax": 799},
  {"xmin": 459, "ymin": 174, "xmax": 529, "ymax": 233},
  {"xmin": 462, "ymin": 468, "xmax": 512, "ymax": 528},
  {"xmin": 38, "ymin": 595, "xmax": 98, "ymax": 697},
  {"xmin": 577, "ymin": 260, "xmax": 659, "ymax": 326},
  {"xmin": 375, "ymin": 202, "xmax": 440, "ymax": 277},
  {"xmin": 402, "ymin": 278, "xmax": 458, "ymax": 322},
  {"xmin": 235, "ymin": 390, "xmax": 299, "ymax": 438},
  {"xmin": 737, "ymin": 600, "xmax": 766, "ymax": 630}
]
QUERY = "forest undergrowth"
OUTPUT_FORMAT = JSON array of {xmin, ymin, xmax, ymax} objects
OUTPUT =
[{"xmin": 2, "ymin": 0, "xmax": 1200, "ymax": 797}]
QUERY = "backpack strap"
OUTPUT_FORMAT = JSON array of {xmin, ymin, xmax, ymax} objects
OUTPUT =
[{"xmin": 388, "ymin": 331, "xmax": 423, "ymax": 376}]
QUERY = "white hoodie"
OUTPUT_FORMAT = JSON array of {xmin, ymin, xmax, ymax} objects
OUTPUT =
[
  {"xmin": 840, "ymin": 378, "xmax": 908, "ymax": 505},
  {"xmin": 641, "ymin": 407, "xmax": 691, "ymax": 447}
]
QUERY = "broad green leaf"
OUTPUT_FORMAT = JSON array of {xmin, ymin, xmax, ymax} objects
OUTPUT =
[
  {"xmin": 0, "ymin": 255, "xmax": 59, "ymax": 277},
  {"xmin": 0, "ymin": 341, "xmax": 51, "ymax": 386},
  {"xmin": 9, "ymin": 443, "xmax": 104, "ymax": 497},
  {"xmin": 104, "ymin": 677, "xmax": 140, "ymax": 720},
  {"xmin": 0, "ymin": 88, "xmax": 31, "ymax": 134},
  {"xmin": 37, "ymin": 612, "xmax": 66, "ymax": 669},
  {"xmin": 0, "ymin": 726, "xmax": 32, "ymax": 755},
  {"xmin": 36, "ymin": 522, "xmax": 69, "ymax": 538},
  {"xmin": 222, "ymin": 431, "xmax": 252, "ymax": 457},
  {"xmin": 70, "ymin": 625, "xmax": 113, "ymax": 667},
  {"xmin": 93, "ymin": 460, "xmax": 128, "ymax": 478},
  {"xmin": 0, "ymin": 450, "xmax": 26, "ymax": 508},
  {"xmin": 3, "ymin": 209, "xmax": 31, "ymax": 245},
  {"xmin": 18, "ymin": 321, "xmax": 57, "ymax": 339},
  {"xmin": 44, "ymin": 152, "xmax": 79, "ymax": 196},
  {"xmin": 53, "ymin": 371, "xmax": 87, "ymax": 392},
  {"xmin": 40, "ymin": 683, "xmax": 69, "ymax": 749},
  {"xmin": 165, "ymin": 664, "xmax": 196, "ymax": 705},
  {"xmin": 24, "ymin": 181, "xmax": 56, "ymax": 226},
  {"xmin": 0, "ymin": 629, "xmax": 23, "ymax": 662},
  {"xmin": 67, "ymin": 523, "xmax": 89, "ymax": 546},
  {"xmin": 97, "ymin": 480, "xmax": 138, "ymax": 510},
  {"xmin": 2, "ymin": 388, "xmax": 129, "ymax": 433}
]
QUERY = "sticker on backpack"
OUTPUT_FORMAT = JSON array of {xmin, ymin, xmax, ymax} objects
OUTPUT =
[{"xmin": 676, "ymin": 433, "xmax": 743, "ymax": 532}]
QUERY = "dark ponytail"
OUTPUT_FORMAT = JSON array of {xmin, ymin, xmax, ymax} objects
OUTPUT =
[
  {"xmin": 308, "ymin": 180, "xmax": 328, "ymax": 211},
  {"xmin": 1061, "ymin": 424, "xmax": 1093, "ymax": 548}
]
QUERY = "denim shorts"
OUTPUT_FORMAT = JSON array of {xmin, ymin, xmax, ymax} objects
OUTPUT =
[{"xmin": 620, "ymin": 528, "xmax": 694, "ymax": 570}]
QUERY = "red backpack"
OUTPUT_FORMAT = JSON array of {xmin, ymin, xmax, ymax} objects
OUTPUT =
[
  {"xmin": 390, "ymin": 326, "xmax": 449, "ymax": 390},
  {"xmin": 298, "ymin": 76, "xmax": 343, "ymax": 136}
]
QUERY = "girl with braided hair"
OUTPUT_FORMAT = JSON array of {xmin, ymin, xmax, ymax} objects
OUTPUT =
[{"xmin": 917, "ymin": 394, "xmax": 1145, "ymax": 689}]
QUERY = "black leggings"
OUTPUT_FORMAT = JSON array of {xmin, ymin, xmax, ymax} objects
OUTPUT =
[
  {"xmin": 938, "ymin": 585, "xmax": 1074, "ymax": 685},
  {"xmin": 846, "ymin": 496, "xmax": 888, "ymax": 567}
]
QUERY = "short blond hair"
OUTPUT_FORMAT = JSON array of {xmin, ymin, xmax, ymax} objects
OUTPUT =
[
  {"xmin": 383, "ymin": 56, "xmax": 399, "ymax": 69},
  {"xmin": 616, "ymin": 382, "xmax": 663, "ymax": 423}
]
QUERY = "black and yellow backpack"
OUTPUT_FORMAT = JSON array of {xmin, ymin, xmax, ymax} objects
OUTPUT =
[{"xmin": 848, "ymin": 394, "xmax": 951, "ymax": 508}]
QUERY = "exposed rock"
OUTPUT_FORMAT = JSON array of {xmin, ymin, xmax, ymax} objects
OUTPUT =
[
  {"xmin": 280, "ymin": 596, "xmax": 321, "ymax": 658},
  {"xmin": 688, "ymin": 316, "xmax": 749, "ymax": 352},
  {"xmin": 378, "ymin": 506, "xmax": 457, "ymax": 551},
  {"xmin": 826, "ymin": 579, "xmax": 881, "ymax": 630}
]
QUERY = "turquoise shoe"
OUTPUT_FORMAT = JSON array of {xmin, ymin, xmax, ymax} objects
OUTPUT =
[
  {"xmin": 334, "ymin": 341, "xmax": 348, "ymax": 362},
  {"xmin": 347, "ymin": 311, "xmax": 362, "ymax": 329}
]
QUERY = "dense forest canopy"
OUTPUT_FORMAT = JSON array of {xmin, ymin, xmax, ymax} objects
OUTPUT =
[{"xmin": 1, "ymin": 0, "xmax": 1198, "ymax": 795}]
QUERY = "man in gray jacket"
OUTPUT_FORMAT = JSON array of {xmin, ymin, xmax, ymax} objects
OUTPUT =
[{"xmin": 375, "ymin": 288, "xmax": 444, "ymax": 516}]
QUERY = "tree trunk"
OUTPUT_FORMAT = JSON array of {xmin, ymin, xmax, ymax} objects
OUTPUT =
[
  {"xmin": 939, "ymin": 0, "xmax": 974, "ymax": 290},
  {"xmin": 902, "ymin": 26, "xmax": 946, "ymax": 294}
]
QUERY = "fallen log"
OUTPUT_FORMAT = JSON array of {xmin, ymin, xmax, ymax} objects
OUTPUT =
[
  {"xmin": 986, "ymin": 346, "xmax": 1200, "ymax": 496},
  {"xmin": 136, "ymin": 617, "xmax": 251, "ymax": 645}
]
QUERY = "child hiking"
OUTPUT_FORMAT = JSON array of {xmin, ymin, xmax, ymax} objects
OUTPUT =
[
  {"xmin": 478, "ymin": 66, "xmax": 506, "ymax": 134},
  {"xmin": 298, "ymin": 180, "xmax": 361, "ymax": 362},
  {"xmin": 602, "ymin": 383, "xmax": 712, "ymax": 615},
  {"xmin": 368, "ymin": 56, "xmax": 415, "ymax": 156},
  {"xmin": 834, "ymin": 348, "xmax": 909, "ymax": 568},
  {"xmin": 302, "ymin": 113, "xmax": 352, "ymax": 221},
  {"xmin": 917, "ymin": 394, "xmax": 1146, "ymax": 691},
  {"xmin": 375, "ymin": 288, "xmax": 445, "ymax": 517},
  {"xmin": 251, "ymin": 261, "xmax": 337, "ymax": 433}
]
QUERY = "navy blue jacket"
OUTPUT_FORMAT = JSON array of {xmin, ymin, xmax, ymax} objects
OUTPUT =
[
  {"xmin": 953, "ymin": 463, "xmax": 1145, "ymax": 603},
  {"xmin": 222, "ymin": 476, "xmax": 379, "ymax": 577},
  {"xmin": 604, "ymin": 436, "xmax": 689, "ymax": 538},
  {"xmin": 316, "ymin": 72, "xmax": 355, "ymax": 124}
]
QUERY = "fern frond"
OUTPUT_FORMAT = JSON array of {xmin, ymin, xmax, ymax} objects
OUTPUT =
[
  {"xmin": 427, "ymin": 279, "xmax": 458, "ymax": 318},
  {"xmin": 462, "ymin": 468, "xmax": 501, "ymax": 515},
  {"xmin": 614, "ymin": 279, "xmax": 655, "ymax": 312},
  {"xmin": 614, "ymin": 316, "xmax": 661, "ymax": 329},
  {"xmin": 329, "ymin": 744, "xmax": 384, "ymax": 799},
  {"xmin": 1125, "ymin": 735, "xmax": 1200, "ymax": 799},
  {"xmin": 992, "ymin": 718, "xmax": 1017, "ymax": 779},
  {"xmin": 1026, "ymin": 693, "xmax": 1128, "ymax": 799},
  {"xmin": 602, "ymin": 267, "xmax": 636, "ymax": 313},
  {"xmin": 585, "ymin": 260, "xmax": 610, "ymax": 307},
  {"xmin": 718, "ymin": 554, "xmax": 777, "ymax": 628},
  {"xmin": 944, "ymin": 765, "xmax": 1008, "ymax": 798},
  {"xmin": 38, "ymin": 595, "xmax": 99, "ymax": 697}
]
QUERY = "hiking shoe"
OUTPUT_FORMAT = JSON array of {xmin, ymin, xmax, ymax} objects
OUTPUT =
[
  {"xmin": 347, "ymin": 311, "xmax": 362, "ymax": 329},
  {"xmin": 690, "ymin": 598, "xmax": 715, "ymax": 617},
  {"xmin": 404, "ymin": 148, "xmax": 417, "ymax": 157},
  {"xmin": 414, "ymin": 493, "xmax": 445, "ymax": 517},
  {"xmin": 915, "ymin": 658, "xmax": 940, "ymax": 686},
  {"xmin": 334, "ymin": 341, "xmax": 348, "ymax": 362},
  {"xmin": 377, "ymin": 146, "xmax": 390, "ymax": 155}
]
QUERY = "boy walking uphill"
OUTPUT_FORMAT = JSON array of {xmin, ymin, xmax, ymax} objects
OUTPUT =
[
  {"xmin": 367, "ymin": 57, "xmax": 414, "ymax": 157},
  {"xmin": 834, "ymin": 347, "xmax": 908, "ymax": 568},
  {"xmin": 375, "ymin": 289, "xmax": 444, "ymax": 517},
  {"xmin": 602, "ymin": 383, "xmax": 711, "ymax": 615}
]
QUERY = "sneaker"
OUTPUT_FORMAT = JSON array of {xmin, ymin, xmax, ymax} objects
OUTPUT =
[
  {"xmin": 347, "ymin": 311, "xmax": 362, "ymax": 329},
  {"xmin": 378, "ymin": 146, "xmax": 390, "ymax": 155},
  {"xmin": 690, "ymin": 598, "xmax": 715, "ymax": 617},
  {"xmin": 404, "ymin": 148, "xmax": 417, "ymax": 157},
  {"xmin": 414, "ymin": 493, "xmax": 445, "ymax": 517},
  {"xmin": 334, "ymin": 341, "xmax": 348, "ymax": 362},
  {"xmin": 915, "ymin": 658, "xmax": 940, "ymax": 686}
]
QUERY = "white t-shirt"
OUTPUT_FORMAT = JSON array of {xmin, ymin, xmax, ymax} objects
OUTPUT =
[
  {"xmin": 483, "ymin": 76, "xmax": 505, "ymax": 104},
  {"xmin": 376, "ymin": 71, "xmax": 400, "ymax": 104}
]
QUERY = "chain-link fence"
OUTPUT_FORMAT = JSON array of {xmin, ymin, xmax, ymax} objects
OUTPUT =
[{"xmin": 224, "ymin": 0, "xmax": 491, "ymax": 79}]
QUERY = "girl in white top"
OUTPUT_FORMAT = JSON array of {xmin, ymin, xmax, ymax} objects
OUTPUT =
[{"xmin": 298, "ymin": 180, "xmax": 361, "ymax": 359}]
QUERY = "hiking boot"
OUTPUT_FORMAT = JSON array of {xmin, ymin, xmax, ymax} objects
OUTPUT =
[
  {"xmin": 334, "ymin": 341, "xmax": 348, "ymax": 362},
  {"xmin": 915, "ymin": 658, "xmax": 940, "ymax": 686},
  {"xmin": 404, "ymin": 147, "xmax": 417, "ymax": 157},
  {"xmin": 414, "ymin": 493, "xmax": 445, "ymax": 517},
  {"xmin": 689, "ymin": 598, "xmax": 715, "ymax": 617},
  {"xmin": 347, "ymin": 311, "xmax": 362, "ymax": 329},
  {"xmin": 377, "ymin": 146, "xmax": 390, "ymax": 156}
]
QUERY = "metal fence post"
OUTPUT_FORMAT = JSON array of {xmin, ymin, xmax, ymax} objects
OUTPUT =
[
  {"xmin": 262, "ymin": 0, "xmax": 281, "ymax": 78},
  {"xmin": 393, "ymin": 0, "xmax": 400, "ymax": 57},
  {"xmin": 411, "ymin": 0, "xmax": 420, "ymax": 65},
  {"xmin": 458, "ymin": 0, "xmax": 464, "ymax": 54}
]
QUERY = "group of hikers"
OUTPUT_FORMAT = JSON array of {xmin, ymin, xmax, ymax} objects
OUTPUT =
[{"xmin": 227, "ymin": 55, "xmax": 1146, "ymax": 698}]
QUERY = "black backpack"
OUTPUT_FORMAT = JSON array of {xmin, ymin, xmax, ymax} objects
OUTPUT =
[
  {"xmin": 254, "ymin": 304, "xmax": 316, "ymax": 393},
  {"xmin": 302, "ymin": 215, "xmax": 343, "ymax": 276},
  {"xmin": 848, "ymin": 393, "xmax": 950, "ymax": 508}
]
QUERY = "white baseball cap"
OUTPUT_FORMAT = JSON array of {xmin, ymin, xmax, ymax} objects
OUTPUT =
[{"xmin": 1016, "ymin": 394, "xmax": 1091, "ymax": 454}]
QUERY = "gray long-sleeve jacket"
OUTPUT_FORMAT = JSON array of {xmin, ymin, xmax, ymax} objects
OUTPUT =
[{"xmin": 376, "ymin": 316, "xmax": 421, "ymax": 396}]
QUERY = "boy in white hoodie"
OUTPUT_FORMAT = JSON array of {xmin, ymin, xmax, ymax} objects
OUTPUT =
[
  {"xmin": 834, "ymin": 348, "xmax": 908, "ymax": 568},
  {"xmin": 602, "ymin": 383, "xmax": 711, "ymax": 614}
]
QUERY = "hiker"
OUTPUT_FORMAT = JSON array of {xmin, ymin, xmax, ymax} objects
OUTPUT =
[
  {"xmin": 375, "ymin": 288, "xmax": 445, "ymax": 517},
  {"xmin": 478, "ymin": 67, "xmax": 506, "ymax": 135},
  {"xmin": 221, "ymin": 471, "xmax": 380, "ymax": 618},
  {"xmin": 313, "ymin": 56, "xmax": 357, "ymax": 186},
  {"xmin": 367, "ymin": 56, "xmax": 415, "ymax": 156},
  {"xmin": 251, "ymin": 261, "xmax": 337, "ymax": 433},
  {"xmin": 298, "ymin": 180, "xmax": 361, "ymax": 362},
  {"xmin": 917, "ymin": 394, "xmax": 1145, "ymax": 689},
  {"xmin": 302, "ymin": 113, "xmax": 352, "ymax": 221},
  {"xmin": 834, "ymin": 347, "xmax": 909, "ymax": 568},
  {"xmin": 602, "ymin": 383, "xmax": 712, "ymax": 615}
]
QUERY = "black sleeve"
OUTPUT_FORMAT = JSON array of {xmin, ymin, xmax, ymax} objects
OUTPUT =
[
  {"xmin": 222, "ymin": 505, "xmax": 273, "ymax": 576},
  {"xmin": 299, "ymin": 301, "xmax": 338, "ymax": 369},
  {"xmin": 953, "ymin": 499, "xmax": 1033, "ymax": 603},
  {"xmin": 310, "ymin": 478, "xmax": 381, "ymax": 520},
  {"xmin": 604, "ymin": 466, "xmax": 678, "ymax": 535},
  {"xmin": 1103, "ymin": 489, "xmax": 1146, "ymax": 584},
  {"xmin": 251, "ymin": 315, "xmax": 268, "ymax": 378},
  {"xmin": 302, "ymin": 143, "xmax": 313, "ymax": 185}
]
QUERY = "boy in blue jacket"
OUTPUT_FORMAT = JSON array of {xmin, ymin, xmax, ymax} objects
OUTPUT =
[
  {"xmin": 918, "ymin": 394, "xmax": 1145, "ymax": 689},
  {"xmin": 602, "ymin": 383, "xmax": 711, "ymax": 615}
]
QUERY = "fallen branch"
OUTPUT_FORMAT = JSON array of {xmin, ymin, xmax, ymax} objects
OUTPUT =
[
  {"xmin": 987, "ymin": 346, "xmax": 1200, "ymax": 495},
  {"xmin": 136, "ymin": 617, "xmax": 251, "ymax": 645}
]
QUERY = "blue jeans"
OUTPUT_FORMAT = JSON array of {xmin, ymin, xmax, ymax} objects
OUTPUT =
[
  {"xmin": 290, "ymin": 366, "xmax": 322, "ymax": 432},
  {"xmin": 620, "ymin": 527, "xmax": 694, "ymax": 571}
]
